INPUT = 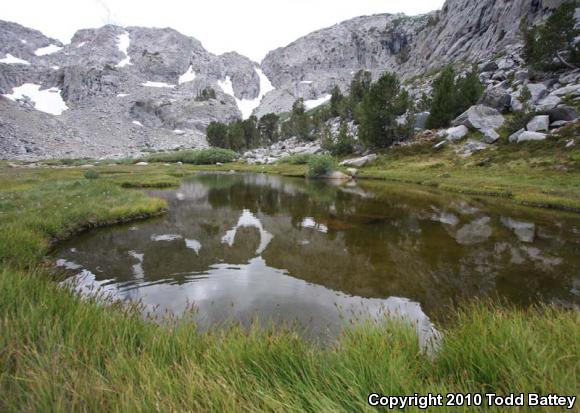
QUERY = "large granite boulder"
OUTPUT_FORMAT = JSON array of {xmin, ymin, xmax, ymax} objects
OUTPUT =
[{"xmin": 452, "ymin": 105, "xmax": 505, "ymax": 131}]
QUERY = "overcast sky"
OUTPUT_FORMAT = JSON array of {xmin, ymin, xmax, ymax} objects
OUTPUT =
[{"xmin": 4, "ymin": 0, "xmax": 445, "ymax": 62}]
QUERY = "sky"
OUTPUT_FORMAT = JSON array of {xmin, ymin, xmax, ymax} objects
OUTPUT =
[{"xmin": 3, "ymin": 0, "xmax": 445, "ymax": 62}]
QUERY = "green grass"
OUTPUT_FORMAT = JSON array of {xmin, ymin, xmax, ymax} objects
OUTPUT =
[
  {"xmin": 0, "ymin": 158, "xmax": 579, "ymax": 411},
  {"xmin": 146, "ymin": 148, "xmax": 238, "ymax": 165},
  {"xmin": 1, "ymin": 267, "xmax": 577, "ymax": 412}
]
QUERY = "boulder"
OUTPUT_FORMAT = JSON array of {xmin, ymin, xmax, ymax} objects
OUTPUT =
[
  {"xmin": 463, "ymin": 140, "xmax": 488, "ymax": 154},
  {"xmin": 526, "ymin": 115, "xmax": 550, "ymax": 132},
  {"xmin": 339, "ymin": 154, "xmax": 377, "ymax": 168},
  {"xmin": 525, "ymin": 83, "xmax": 548, "ymax": 103},
  {"xmin": 346, "ymin": 168, "xmax": 358, "ymax": 177},
  {"xmin": 547, "ymin": 106, "xmax": 578, "ymax": 122},
  {"xmin": 551, "ymin": 84, "xmax": 580, "ymax": 96},
  {"xmin": 510, "ymin": 96, "xmax": 524, "ymax": 112},
  {"xmin": 453, "ymin": 105, "xmax": 505, "ymax": 131},
  {"xmin": 479, "ymin": 61, "xmax": 498, "ymax": 72},
  {"xmin": 514, "ymin": 69, "xmax": 530, "ymax": 82},
  {"xmin": 322, "ymin": 171, "xmax": 352, "ymax": 180},
  {"xmin": 550, "ymin": 120, "xmax": 569, "ymax": 128},
  {"xmin": 482, "ymin": 128, "xmax": 500, "ymax": 144},
  {"xmin": 516, "ymin": 131, "xmax": 547, "ymax": 142},
  {"xmin": 479, "ymin": 87, "xmax": 512, "ymax": 113},
  {"xmin": 445, "ymin": 125, "xmax": 469, "ymax": 142},
  {"xmin": 414, "ymin": 112, "xmax": 430, "ymax": 130},
  {"xmin": 508, "ymin": 128, "xmax": 525, "ymax": 143},
  {"xmin": 535, "ymin": 95, "xmax": 561, "ymax": 111}
]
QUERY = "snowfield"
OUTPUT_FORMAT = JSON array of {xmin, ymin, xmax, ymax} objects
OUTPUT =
[
  {"xmin": 304, "ymin": 94, "xmax": 331, "ymax": 110},
  {"xmin": 34, "ymin": 44, "xmax": 62, "ymax": 56},
  {"xmin": 142, "ymin": 81, "xmax": 175, "ymax": 88},
  {"xmin": 178, "ymin": 66, "xmax": 196, "ymax": 84},
  {"xmin": 218, "ymin": 68, "xmax": 275, "ymax": 119},
  {"xmin": 3, "ymin": 83, "xmax": 68, "ymax": 115},
  {"xmin": 116, "ymin": 32, "xmax": 132, "ymax": 68},
  {"xmin": 0, "ymin": 54, "xmax": 30, "ymax": 65}
]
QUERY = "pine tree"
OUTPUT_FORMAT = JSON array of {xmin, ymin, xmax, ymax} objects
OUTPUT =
[
  {"xmin": 426, "ymin": 66, "xmax": 457, "ymax": 129},
  {"xmin": 330, "ymin": 85, "xmax": 344, "ymax": 118},
  {"xmin": 206, "ymin": 122, "xmax": 229, "ymax": 148}
]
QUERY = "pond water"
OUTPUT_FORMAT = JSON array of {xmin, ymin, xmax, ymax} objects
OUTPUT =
[{"xmin": 56, "ymin": 173, "xmax": 580, "ymax": 342}]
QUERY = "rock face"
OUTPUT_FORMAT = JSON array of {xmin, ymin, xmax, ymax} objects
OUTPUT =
[
  {"xmin": 258, "ymin": 0, "xmax": 566, "ymax": 115},
  {"xmin": 0, "ymin": 21, "xmax": 267, "ymax": 160}
]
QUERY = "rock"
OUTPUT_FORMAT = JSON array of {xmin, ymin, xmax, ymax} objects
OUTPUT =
[
  {"xmin": 463, "ymin": 139, "xmax": 488, "ymax": 154},
  {"xmin": 550, "ymin": 120, "xmax": 569, "ymax": 128},
  {"xmin": 479, "ymin": 61, "xmax": 498, "ymax": 72},
  {"xmin": 535, "ymin": 95, "xmax": 561, "ymax": 111},
  {"xmin": 550, "ymin": 84, "xmax": 580, "ymax": 96},
  {"xmin": 479, "ymin": 87, "xmax": 512, "ymax": 113},
  {"xmin": 135, "ymin": 162, "xmax": 148, "ymax": 166},
  {"xmin": 455, "ymin": 217, "xmax": 492, "ymax": 245},
  {"xmin": 514, "ymin": 69, "xmax": 530, "ymax": 82},
  {"xmin": 510, "ymin": 96, "xmax": 524, "ymax": 112},
  {"xmin": 346, "ymin": 168, "xmax": 358, "ymax": 177},
  {"xmin": 434, "ymin": 140, "xmax": 448, "ymax": 149},
  {"xmin": 526, "ymin": 115, "xmax": 550, "ymax": 132},
  {"xmin": 508, "ymin": 128, "xmax": 525, "ymax": 143},
  {"xmin": 482, "ymin": 129, "xmax": 500, "ymax": 144},
  {"xmin": 453, "ymin": 105, "xmax": 505, "ymax": 131},
  {"xmin": 216, "ymin": 162, "xmax": 223, "ymax": 166},
  {"xmin": 516, "ymin": 131, "xmax": 547, "ymax": 142},
  {"xmin": 547, "ymin": 106, "xmax": 579, "ymax": 122},
  {"xmin": 496, "ymin": 57, "xmax": 515, "ymax": 71},
  {"xmin": 339, "ymin": 154, "xmax": 377, "ymax": 168},
  {"xmin": 322, "ymin": 171, "xmax": 352, "ymax": 180},
  {"xmin": 445, "ymin": 125, "xmax": 469, "ymax": 142},
  {"xmin": 500, "ymin": 217, "xmax": 535, "ymax": 243},
  {"xmin": 566, "ymin": 139, "xmax": 575, "ymax": 148},
  {"xmin": 525, "ymin": 83, "xmax": 549, "ymax": 103},
  {"xmin": 414, "ymin": 112, "xmax": 430, "ymax": 130}
]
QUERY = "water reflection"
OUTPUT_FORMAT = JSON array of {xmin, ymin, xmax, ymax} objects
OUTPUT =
[{"xmin": 56, "ymin": 173, "xmax": 580, "ymax": 342}]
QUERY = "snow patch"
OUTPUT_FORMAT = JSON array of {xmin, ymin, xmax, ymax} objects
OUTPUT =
[
  {"xmin": 132, "ymin": 120, "xmax": 143, "ymax": 127},
  {"xmin": 0, "ymin": 54, "xmax": 30, "ymax": 65},
  {"xmin": 76, "ymin": 41, "xmax": 86, "ymax": 48},
  {"xmin": 301, "ymin": 217, "xmax": 328, "ymax": 233},
  {"xmin": 300, "ymin": 80, "xmax": 313, "ymax": 84},
  {"xmin": 34, "ymin": 44, "xmax": 62, "ymax": 56},
  {"xmin": 185, "ymin": 239, "xmax": 202, "ymax": 255},
  {"xmin": 115, "ymin": 32, "xmax": 132, "ymax": 68},
  {"xmin": 178, "ymin": 65, "xmax": 196, "ymax": 84},
  {"xmin": 142, "ymin": 81, "xmax": 175, "ymax": 88},
  {"xmin": 117, "ymin": 93, "xmax": 129, "ymax": 97},
  {"xmin": 20, "ymin": 39, "xmax": 27, "ymax": 44},
  {"xmin": 51, "ymin": 65, "xmax": 59, "ymax": 70},
  {"xmin": 304, "ymin": 94, "xmax": 331, "ymax": 110},
  {"xmin": 218, "ymin": 68, "xmax": 275, "ymax": 119},
  {"xmin": 3, "ymin": 83, "xmax": 68, "ymax": 115},
  {"xmin": 222, "ymin": 209, "xmax": 273, "ymax": 255},
  {"xmin": 151, "ymin": 234, "xmax": 183, "ymax": 242}
]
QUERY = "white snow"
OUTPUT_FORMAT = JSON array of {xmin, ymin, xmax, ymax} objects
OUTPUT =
[
  {"xmin": 300, "ymin": 80, "xmax": 313, "ymax": 84},
  {"xmin": 117, "ymin": 93, "xmax": 129, "ymax": 97},
  {"xmin": 218, "ymin": 67, "xmax": 275, "ymax": 119},
  {"xmin": 173, "ymin": 129, "xmax": 185, "ymax": 134},
  {"xmin": 178, "ymin": 65, "xmax": 196, "ymax": 84},
  {"xmin": 185, "ymin": 239, "xmax": 202, "ymax": 255},
  {"xmin": 132, "ymin": 120, "xmax": 143, "ymax": 127},
  {"xmin": 115, "ymin": 32, "xmax": 132, "ymax": 68},
  {"xmin": 51, "ymin": 65, "xmax": 60, "ymax": 70},
  {"xmin": 3, "ymin": 83, "xmax": 68, "ymax": 115},
  {"xmin": 151, "ymin": 234, "xmax": 182, "ymax": 242},
  {"xmin": 20, "ymin": 39, "xmax": 27, "ymax": 44},
  {"xmin": 76, "ymin": 42, "xmax": 86, "ymax": 48},
  {"xmin": 34, "ymin": 44, "xmax": 62, "ymax": 56},
  {"xmin": 300, "ymin": 217, "xmax": 328, "ymax": 233},
  {"xmin": 142, "ymin": 81, "xmax": 175, "ymax": 88},
  {"xmin": 304, "ymin": 94, "xmax": 331, "ymax": 110},
  {"xmin": 0, "ymin": 54, "xmax": 30, "ymax": 65}
]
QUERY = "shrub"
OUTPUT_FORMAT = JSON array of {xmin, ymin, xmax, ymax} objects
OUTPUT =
[
  {"xmin": 147, "ymin": 149, "xmax": 238, "ymax": 165},
  {"xmin": 523, "ymin": 1, "xmax": 579, "ymax": 70},
  {"xmin": 278, "ymin": 153, "xmax": 315, "ymax": 165},
  {"xmin": 322, "ymin": 122, "xmax": 354, "ymax": 156},
  {"xmin": 83, "ymin": 170, "xmax": 100, "ymax": 180},
  {"xmin": 306, "ymin": 155, "xmax": 337, "ymax": 178}
]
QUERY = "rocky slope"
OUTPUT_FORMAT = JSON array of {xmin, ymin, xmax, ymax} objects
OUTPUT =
[
  {"xmin": 0, "ymin": 21, "xmax": 269, "ymax": 159},
  {"xmin": 0, "ymin": 0, "xmax": 574, "ymax": 160},
  {"xmin": 257, "ymin": 0, "xmax": 567, "ymax": 116}
]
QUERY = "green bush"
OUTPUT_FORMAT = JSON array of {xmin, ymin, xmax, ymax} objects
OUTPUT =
[
  {"xmin": 306, "ymin": 155, "xmax": 337, "ymax": 178},
  {"xmin": 278, "ymin": 153, "xmax": 316, "ymax": 165},
  {"xmin": 83, "ymin": 170, "xmax": 100, "ymax": 180},
  {"xmin": 147, "ymin": 148, "xmax": 238, "ymax": 165},
  {"xmin": 322, "ymin": 122, "xmax": 355, "ymax": 156}
]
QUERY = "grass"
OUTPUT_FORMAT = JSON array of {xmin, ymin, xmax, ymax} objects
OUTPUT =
[
  {"xmin": 146, "ymin": 148, "xmax": 238, "ymax": 165},
  {"xmin": 0, "ymin": 266, "xmax": 577, "ymax": 411},
  {"xmin": 0, "ymin": 155, "xmax": 579, "ymax": 411}
]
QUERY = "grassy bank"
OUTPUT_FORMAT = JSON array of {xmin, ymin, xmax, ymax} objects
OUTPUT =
[
  {"xmin": 0, "ymin": 162, "xmax": 578, "ymax": 411},
  {"xmin": 1, "ymin": 266, "xmax": 578, "ymax": 412}
]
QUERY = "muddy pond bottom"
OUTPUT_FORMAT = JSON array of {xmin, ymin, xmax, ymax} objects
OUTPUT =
[{"xmin": 56, "ymin": 173, "xmax": 580, "ymax": 342}]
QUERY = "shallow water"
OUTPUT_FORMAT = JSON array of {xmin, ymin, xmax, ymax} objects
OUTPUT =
[{"xmin": 56, "ymin": 172, "xmax": 580, "ymax": 341}]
